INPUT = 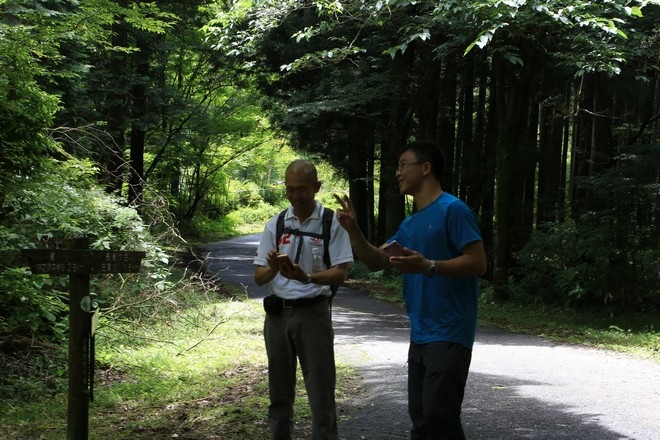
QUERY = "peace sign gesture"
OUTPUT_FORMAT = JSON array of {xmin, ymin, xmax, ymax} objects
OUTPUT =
[{"xmin": 333, "ymin": 193, "xmax": 358, "ymax": 232}]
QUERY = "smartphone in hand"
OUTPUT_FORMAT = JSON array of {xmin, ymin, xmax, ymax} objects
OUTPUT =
[
  {"xmin": 383, "ymin": 241, "xmax": 405, "ymax": 257},
  {"xmin": 276, "ymin": 253, "xmax": 294, "ymax": 271}
]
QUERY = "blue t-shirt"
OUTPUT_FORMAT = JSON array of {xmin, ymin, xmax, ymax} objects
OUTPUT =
[{"xmin": 389, "ymin": 192, "xmax": 482, "ymax": 349}]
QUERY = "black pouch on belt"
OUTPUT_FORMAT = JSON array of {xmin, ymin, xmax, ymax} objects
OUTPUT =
[{"xmin": 263, "ymin": 295, "xmax": 283, "ymax": 315}]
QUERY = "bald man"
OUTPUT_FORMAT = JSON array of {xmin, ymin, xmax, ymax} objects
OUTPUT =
[{"xmin": 254, "ymin": 160, "xmax": 353, "ymax": 440}]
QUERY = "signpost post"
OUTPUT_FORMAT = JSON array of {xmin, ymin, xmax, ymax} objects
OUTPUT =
[{"xmin": 22, "ymin": 238, "xmax": 145, "ymax": 440}]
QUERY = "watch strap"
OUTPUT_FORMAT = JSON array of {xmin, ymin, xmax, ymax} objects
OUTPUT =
[{"xmin": 426, "ymin": 260, "xmax": 437, "ymax": 277}]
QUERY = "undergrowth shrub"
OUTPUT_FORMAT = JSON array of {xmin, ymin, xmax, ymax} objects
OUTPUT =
[
  {"xmin": 227, "ymin": 200, "xmax": 284, "ymax": 224},
  {"xmin": 513, "ymin": 144, "xmax": 660, "ymax": 312},
  {"xmin": 512, "ymin": 219, "xmax": 660, "ymax": 310},
  {"xmin": 0, "ymin": 158, "xmax": 173, "ymax": 340}
]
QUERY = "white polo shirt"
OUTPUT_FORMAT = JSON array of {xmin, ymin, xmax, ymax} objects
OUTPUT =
[{"xmin": 254, "ymin": 201, "xmax": 354, "ymax": 299}]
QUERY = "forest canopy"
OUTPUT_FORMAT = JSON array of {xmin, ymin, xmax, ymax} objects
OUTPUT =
[
  {"xmin": 206, "ymin": 0, "xmax": 660, "ymax": 304},
  {"xmin": 1, "ymin": 0, "xmax": 659, "ymax": 343}
]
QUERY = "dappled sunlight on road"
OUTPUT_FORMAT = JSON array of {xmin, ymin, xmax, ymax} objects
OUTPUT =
[
  {"xmin": 469, "ymin": 327, "xmax": 660, "ymax": 439},
  {"xmin": 201, "ymin": 234, "xmax": 660, "ymax": 440}
]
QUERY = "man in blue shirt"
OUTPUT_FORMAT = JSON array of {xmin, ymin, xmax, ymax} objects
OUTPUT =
[{"xmin": 334, "ymin": 141, "xmax": 487, "ymax": 439}]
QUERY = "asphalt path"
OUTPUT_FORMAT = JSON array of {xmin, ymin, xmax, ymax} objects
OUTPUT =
[{"xmin": 196, "ymin": 234, "xmax": 660, "ymax": 440}]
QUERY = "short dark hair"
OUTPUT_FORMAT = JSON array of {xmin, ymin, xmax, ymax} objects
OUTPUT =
[{"xmin": 397, "ymin": 140, "xmax": 445, "ymax": 181}]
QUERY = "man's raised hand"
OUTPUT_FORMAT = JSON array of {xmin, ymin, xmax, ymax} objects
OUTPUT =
[{"xmin": 333, "ymin": 193, "xmax": 358, "ymax": 232}]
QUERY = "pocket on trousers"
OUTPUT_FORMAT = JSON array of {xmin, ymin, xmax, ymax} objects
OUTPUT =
[{"xmin": 263, "ymin": 295, "xmax": 283, "ymax": 315}]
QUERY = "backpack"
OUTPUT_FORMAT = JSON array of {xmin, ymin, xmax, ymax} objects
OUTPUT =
[{"xmin": 275, "ymin": 208, "xmax": 339, "ymax": 298}]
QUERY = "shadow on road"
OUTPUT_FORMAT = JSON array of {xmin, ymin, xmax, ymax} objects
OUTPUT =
[{"xmin": 197, "ymin": 234, "xmax": 659, "ymax": 440}]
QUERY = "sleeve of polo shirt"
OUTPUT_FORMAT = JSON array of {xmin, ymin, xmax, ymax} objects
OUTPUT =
[
  {"xmin": 328, "ymin": 216, "xmax": 354, "ymax": 266},
  {"xmin": 254, "ymin": 215, "xmax": 278, "ymax": 267}
]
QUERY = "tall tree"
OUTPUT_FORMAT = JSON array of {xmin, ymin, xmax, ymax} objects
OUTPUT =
[{"xmin": 206, "ymin": 0, "xmax": 658, "ymax": 304}]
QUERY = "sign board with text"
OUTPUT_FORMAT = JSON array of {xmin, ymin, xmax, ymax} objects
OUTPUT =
[
  {"xmin": 22, "ymin": 249, "xmax": 146, "ymax": 274},
  {"xmin": 21, "ymin": 244, "xmax": 145, "ymax": 440}
]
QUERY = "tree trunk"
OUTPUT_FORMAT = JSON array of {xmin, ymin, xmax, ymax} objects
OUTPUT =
[
  {"xmin": 347, "ymin": 117, "xmax": 376, "ymax": 241},
  {"xmin": 570, "ymin": 76, "xmax": 593, "ymax": 218},
  {"xmin": 377, "ymin": 52, "xmax": 414, "ymax": 243},
  {"xmin": 492, "ymin": 54, "xmax": 537, "ymax": 301},
  {"xmin": 128, "ymin": 36, "xmax": 150, "ymax": 207},
  {"xmin": 104, "ymin": 8, "xmax": 129, "ymax": 195},
  {"xmin": 458, "ymin": 59, "xmax": 475, "ymax": 204},
  {"xmin": 378, "ymin": 99, "xmax": 410, "ymax": 243},
  {"xmin": 493, "ymin": 57, "xmax": 513, "ymax": 301},
  {"xmin": 413, "ymin": 43, "xmax": 441, "ymax": 141},
  {"xmin": 481, "ymin": 65, "xmax": 498, "ymax": 280},
  {"xmin": 509, "ymin": 97, "xmax": 538, "ymax": 250},
  {"xmin": 559, "ymin": 84, "xmax": 571, "ymax": 222},
  {"xmin": 437, "ymin": 61, "xmax": 458, "ymax": 192},
  {"xmin": 537, "ymin": 95, "xmax": 565, "ymax": 224}
]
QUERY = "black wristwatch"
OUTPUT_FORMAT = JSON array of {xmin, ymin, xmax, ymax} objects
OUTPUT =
[{"xmin": 426, "ymin": 260, "xmax": 437, "ymax": 277}]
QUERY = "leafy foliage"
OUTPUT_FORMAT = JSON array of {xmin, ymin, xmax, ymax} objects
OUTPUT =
[
  {"xmin": 514, "ymin": 143, "xmax": 660, "ymax": 310},
  {"xmin": 0, "ymin": 0, "xmax": 657, "ymax": 351},
  {"xmin": 0, "ymin": 10, "xmax": 60, "ymax": 187},
  {"xmin": 0, "ymin": 158, "xmax": 160, "ymax": 336}
]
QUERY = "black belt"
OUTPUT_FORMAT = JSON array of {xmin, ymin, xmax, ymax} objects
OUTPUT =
[{"xmin": 277, "ymin": 295, "xmax": 329, "ymax": 308}]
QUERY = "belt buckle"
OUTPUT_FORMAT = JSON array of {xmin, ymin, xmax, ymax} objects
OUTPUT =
[{"xmin": 282, "ymin": 299, "xmax": 294, "ymax": 309}]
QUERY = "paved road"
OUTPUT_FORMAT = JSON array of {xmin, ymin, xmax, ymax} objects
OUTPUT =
[{"xmin": 196, "ymin": 234, "xmax": 660, "ymax": 440}]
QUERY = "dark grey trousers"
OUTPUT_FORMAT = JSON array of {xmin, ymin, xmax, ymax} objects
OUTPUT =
[
  {"xmin": 264, "ymin": 299, "xmax": 337, "ymax": 440},
  {"xmin": 408, "ymin": 341, "xmax": 472, "ymax": 440}
]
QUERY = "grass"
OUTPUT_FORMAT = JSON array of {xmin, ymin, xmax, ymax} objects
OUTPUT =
[
  {"xmin": 2, "ymin": 260, "xmax": 657, "ymax": 439},
  {"xmin": 345, "ymin": 266, "xmax": 659, "ymax": 363},
  {"xmin": 0, "ymin": 280, "xmax": 358, "ymax": 440},
  {"xmin": 477, "ymin": 298, "xmax": 659, "ymax": 361}
]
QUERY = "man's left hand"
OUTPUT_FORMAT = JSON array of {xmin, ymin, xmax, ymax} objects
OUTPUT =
[
  {"xmin": 279, "ymin": 262, "xmax": 308, "ymax": 283},
  {"xmin": 389, "ymin": 249, "xmax": 429, "ymax": 274}
]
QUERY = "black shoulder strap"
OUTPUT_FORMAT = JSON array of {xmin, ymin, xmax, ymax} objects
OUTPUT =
[
  {"xmin": 321, "ymin": 207, "xmax": 333, "ymax": 268},
  {"xmin": 275, "ymin": 209, "xmax": 287, "ymax": 252},
  {"xmin": 275, "ymin": 207, "xmax": 339, "ymax": 298},
  {"xmin": 321, "ymin": 208, "xmax": 340, "ymax": 298}
]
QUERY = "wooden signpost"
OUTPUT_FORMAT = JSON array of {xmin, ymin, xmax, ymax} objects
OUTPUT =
[{"xmin": 22, "ymin": 238, "xmax": 145, "ymax": 440}]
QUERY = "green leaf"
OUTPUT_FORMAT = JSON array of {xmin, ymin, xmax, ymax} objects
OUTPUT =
[{"xmin": 503, "ymin": 53, "xmax": 523, "ymax": 66}]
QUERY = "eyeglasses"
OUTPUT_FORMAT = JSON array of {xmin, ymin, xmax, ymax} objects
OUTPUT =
[
  {"xmin": 396, "ymin": 161, "xmax": 422, "ymax": 173},
  {"xmin": 285, "ymin": 186, "xmax": 311, "ymax": 196}
]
